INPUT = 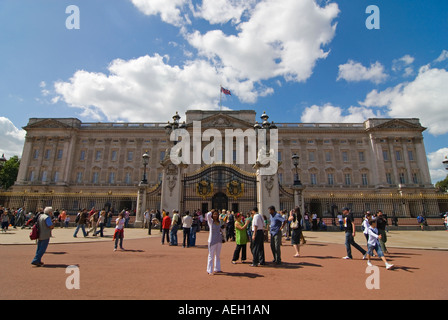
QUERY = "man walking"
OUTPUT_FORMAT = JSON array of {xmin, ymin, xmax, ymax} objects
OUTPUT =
[
  {"xmin": 269, "ymin": 206, "xmax": 285, "ymax": 264},
  {"xmin": 342, "ymin": 207, "xmax": 367, "ymax": 260},
  {"xmin": 31, "ymin": 207, "xmax": 54, "ymax": 267},
  {"xmin": 250, "ymin": 207, "xmax": 265, "ymax": 267}
]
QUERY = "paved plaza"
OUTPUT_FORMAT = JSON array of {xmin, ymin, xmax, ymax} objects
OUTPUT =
[{"xmin": 1, "ymin": 227, "xmax": 447, "ymax": 300}]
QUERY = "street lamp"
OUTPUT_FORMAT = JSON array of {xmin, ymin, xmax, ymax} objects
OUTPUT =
[
  {"xmin": 254, "ymin": 111, "xmax": 277, "ymax": 134},
  {"xmin": 292, "ymin": 153, "xmax": 301, "ymax": 186},
  {"xmin": 141, "ymin": 152, "xmax": 150, "ymax": 184},
  {"xmin": 443, "ymin": 155, "xmax": 448, "ymax": 171},
  {"xmin": 165, "ymin": 112, "xmax": 186, "ymax": 145}
]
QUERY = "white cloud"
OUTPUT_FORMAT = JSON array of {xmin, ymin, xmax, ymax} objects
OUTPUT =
[
  {"xmin": 0, "ymin": 117, "xmax": 26, "ymax": 158},
  {"xmin": 427, "ymin": 147, "xmax": 448, "ymax": 184},
  {"xmin": 337, "ymin": 60, "xmax": 388, "ymax": 84},
  {"xmin": 192, "ymin": 0, "xmax": 257, "ymax": 25},
  {"xmin": 300, "ymin": 104, "xmax": 380, "ymax": 123},
  {"xmin": 434, "ymin": 50, "xmax": 448, "ymax": 63},
  {"xmin": 130, "ymin": 0, "xmax": 190, "ymax": 27},
  {"xmin": 360, "ymin": 65, "xmax": 448, "ymax": 135},
  {"xmin": 392, "ymin": 54, "xmax": 415, "ymax": 77},
  {"xmin": 54, "ymin": 54, "xmax": 230, "ymax": 122},
  {"xmin": 187, "ymin": 0, "xmax": 339, "ymax": 83}
]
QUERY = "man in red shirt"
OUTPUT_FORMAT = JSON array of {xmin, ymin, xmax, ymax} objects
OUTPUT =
[{"xmin": 161, "ymin": 212, "xmax": 171, "ymax": 245}]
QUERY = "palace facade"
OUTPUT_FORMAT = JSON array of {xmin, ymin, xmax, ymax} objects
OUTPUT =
[{"xmin": 3, "ymin": 110, "xmax": 446, "ymax": 222}]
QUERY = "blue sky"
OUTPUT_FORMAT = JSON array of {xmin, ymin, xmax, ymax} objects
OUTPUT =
[{"xmin": 0, "ymin": 0, "xmax": 447, "ymax": 183}]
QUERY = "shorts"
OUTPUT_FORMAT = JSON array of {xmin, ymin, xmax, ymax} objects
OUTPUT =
[{"xmin": 367, "ymin": 243, "xmax": 384, "ymax": 258}]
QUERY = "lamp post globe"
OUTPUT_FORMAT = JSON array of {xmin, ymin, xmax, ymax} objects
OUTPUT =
[{"xmin": 141, "ymin": 152, "xmax": 150, "ymax": 184}]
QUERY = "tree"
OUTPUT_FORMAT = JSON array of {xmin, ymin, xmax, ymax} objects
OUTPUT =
[
  {"xmin": 0, "ymin": 156, "xmax": 20, "ymax": 190},
  {"xmin": 435, "ymin": 175, "xmax": 448, "ymax": 193}
]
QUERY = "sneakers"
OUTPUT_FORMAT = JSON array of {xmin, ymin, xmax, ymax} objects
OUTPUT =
[
  {"xmin": 386, "ymin": 263, "xmax": 394, "ymax": 270},
  {"xmin": 342, "ymin": 256, "xmax": 352, "ymax": 260},
  {"xmin": 367, "ymin": 260, "xmax": 373, "ymax": 267}
]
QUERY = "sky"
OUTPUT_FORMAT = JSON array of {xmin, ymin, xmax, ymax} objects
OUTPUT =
[{"xmin": 0, "ymin": 0, "xmax": 447, "ymax": 184}]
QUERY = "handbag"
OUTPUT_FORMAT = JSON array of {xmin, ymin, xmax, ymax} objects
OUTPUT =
[{"xmin": 290, "ymin": 214, "xmax": 299, "ymax": 229}]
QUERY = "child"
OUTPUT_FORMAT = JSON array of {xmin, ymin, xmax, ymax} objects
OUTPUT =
[
  {"xmin": 367, "ymin": 218, "xmax": 393, "ymax": 270},
  {"xmin": 113, "ymin": 212, "xmax": 125, "ymax": 251}
]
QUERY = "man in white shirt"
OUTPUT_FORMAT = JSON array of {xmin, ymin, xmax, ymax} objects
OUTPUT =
[
  {"xmin": 250, "ymin": 207, "xmax": 265, "ymax": 267},
  {"xmin": 182, "ymin": 211, "xmax": 193, "ymax": 248}
]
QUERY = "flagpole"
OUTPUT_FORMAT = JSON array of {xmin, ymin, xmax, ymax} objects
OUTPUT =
[{"xmin": 219, "ymin": 85, "xmax": 222, "ymax": 111}]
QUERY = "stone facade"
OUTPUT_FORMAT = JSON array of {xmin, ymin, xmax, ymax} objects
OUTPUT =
[{"xmin": 9, "ymin": 110, "xmax": 438, "ymax": 217}]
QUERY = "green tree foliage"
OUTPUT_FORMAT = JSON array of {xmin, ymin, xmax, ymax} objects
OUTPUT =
[
  {"xmin": 435, "ymin": 175, "xmax": 448, "ymax": 193},
  {"xmin": 0, "ymin": 156, "xmax": 20, "ymax": 190}
]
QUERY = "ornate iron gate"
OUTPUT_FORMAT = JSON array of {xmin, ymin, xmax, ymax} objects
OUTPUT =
[{"xmin": 182, "ymin": 164, "xmax": 257, "ymax": 214}]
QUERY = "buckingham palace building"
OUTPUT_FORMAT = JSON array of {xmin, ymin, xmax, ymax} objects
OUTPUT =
[{"xmin": 3, "ymin": 109, "xmax": 448, "ymax": 224}]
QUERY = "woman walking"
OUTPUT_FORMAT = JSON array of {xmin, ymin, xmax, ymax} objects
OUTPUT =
[
  {"xmin": 231, "ymin": 213, "xmax": 249, "ymax": 264},
  {"xmin": 94, "ymin": 210, "xmax": 106, "ymax": 237},
  {"xmin": 113, "ymin": 212, "xmax": 125, "ymax": 251},
  {"xmin": 206, "ymin": 209, "xmax": 224, "ymax": 275},
  {"xmin": 289, "ymin": 207, "xmax": 303, "ymax": 257}
]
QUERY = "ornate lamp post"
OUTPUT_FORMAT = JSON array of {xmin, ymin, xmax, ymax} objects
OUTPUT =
[
  {"xmin": 165, "ymin": 112, "xmax": 186, "ymax": 145},
  {"xmin": 254, "ymin": 111, "xmax": 277, "ymax": 134},
  {"xmin": 291, "ymin": 153, "xmax": 305, "ymax": 218},
  {"xmin": 292, "ymin": 153, "xmax": 301, "ymax": 186},
  {"xmin": 141, "ymin": 152, "xmax": 150, "ymax": 184},
  {"xmin": 443, "ymin": 155, "xmax": 448, "ymax": 171}
]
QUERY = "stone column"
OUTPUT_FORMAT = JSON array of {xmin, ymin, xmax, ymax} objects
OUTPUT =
[
  {"xmin": 135, "ymin": 182, "xmax": 148, "ymax": 228},
  {"xmin": 254, "ymin": 161, "xmax": 280, "ymax": 218},
  {"xmin": 160, "ymin": 155, "xmax": 187, "ymax": 215}
]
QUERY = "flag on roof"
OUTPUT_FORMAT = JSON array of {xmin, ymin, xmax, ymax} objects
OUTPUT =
[{"xmin": 221, "ymin": 86, "xmax": 231, "ymax": 96}]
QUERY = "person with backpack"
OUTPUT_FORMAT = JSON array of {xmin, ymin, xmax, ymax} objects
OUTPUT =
[
  {"xmin": 31, "ymin": 207, "xmax": 54, "ymax": 267},
  {"xmin": 73, "ymin": 208, "xmax": 88, "ymax": 238}
]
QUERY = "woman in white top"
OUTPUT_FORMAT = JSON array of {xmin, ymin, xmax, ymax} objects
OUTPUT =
[
  {"xmin": 206, "ymin": 209, "xmax": 224, "ymax": 275},
  {"xmin": 113, "ymin": 212, "xmax": 125, "ymax": 251}
]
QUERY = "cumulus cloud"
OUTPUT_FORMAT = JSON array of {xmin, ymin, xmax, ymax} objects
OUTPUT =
[
  {"xmin": 130, "ymin": 0, "xmax": 190, "ymax": 27},
  {"xmin": 188, "ymin": 0, "xmax": 339, "ymax": 84},
  {"xmin": 192, "ymin": 0, "xmax": 257, "ymax": 25},
  {"xmin": 0, "ymin": 117, "xmax": 26, "ymax": 158},
  {"xmin": 360, "ymin": 65, "xmax": 448, "ymax": 135},
  {"xmin": 427, "ymin": 147, "xmax": 448, "ymax": 184},
  {"xmin": 54, "ymin": 54, "xmax": 230, "ymax": 122},
  {"xmin": 54, "ymin": 0, "xmax": 340, "ymax": 121},
  {"xmin": 300, "ymin": 104, "xmax": 380, "ymax": 123},
  {"xmin": 337, "ymin": 60, "xmax": 388, "ymax": 84},
  {"xmin": 392, "ymin": 54, "xmax": 415, "ymax": 77},
  {"xmin": 434, "ymin": 50, "xmax": 448, "ymax": 63}
]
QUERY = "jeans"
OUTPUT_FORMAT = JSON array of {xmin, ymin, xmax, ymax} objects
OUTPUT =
[
  {"xmin": 114, "ymin": 235, "xmax": 123, "ymax": 249},
  {"xmin": 162, "ymin": 228, "xmax": 170, "ymax": 244},
  {"xmin": 189, "ymin": 226, "xmax": 197, "ymax": 246},
  {"xmin": 183, "ymin": 227, "xmax": 191, "ymax": 247},
  {"xmin": 170, "ymin": 225, "xmax": 178, "ymax": 245},
  {"xmin": 32, "ymin": 239, "xmax": 50, "ymax": 264},
  {"xmin": 73, "ymin": 224, "xmax": 87, "ymax": 237},
  {"xmin": 270, "ymin": 232, "xmax": 282, "ymax": 263},
  {"xmin": 345, "ymin": 232, "xmax": 366, "ymax": 258},
  {"xmin": 94, "ymin": 223, "xmax": 104, "ymax": 237}
]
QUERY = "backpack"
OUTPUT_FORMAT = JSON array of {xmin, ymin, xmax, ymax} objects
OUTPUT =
[{"xmin": 29, "ymin": 213, "xmax": 41, "ymax": 240}]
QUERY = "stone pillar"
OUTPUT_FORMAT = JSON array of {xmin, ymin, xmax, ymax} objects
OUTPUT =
[
  {"xmin": 254, "ymin": 162, "xmax": 280, "ymax": 218},
  {"xmin": 160, "ymin": 155, "xmax": 187, "ymax": 215},
  {"xmin": 135, "ymin": 182, "xmax": 148, "ymax": 228}
]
